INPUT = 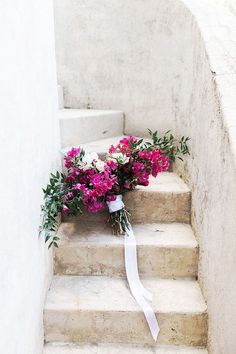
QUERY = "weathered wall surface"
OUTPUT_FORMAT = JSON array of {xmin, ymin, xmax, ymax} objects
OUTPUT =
[
  {"xmin": 54, "ymin": 0, "xmax": 195, "ymax": 136},
  {"xmin": 174, "ymin": 2, "xmax": 236, "ymax": 353},
  {"xmin": 211, "ymin": 0, "xmax": 236, "ymax": 15},
  {"xmin": 53, "ymin": 1, "xmax": 236, "ymax": 353},
  {"xmin": 0, "ymin": 1, "xmax": 60, "ymax": 353}
]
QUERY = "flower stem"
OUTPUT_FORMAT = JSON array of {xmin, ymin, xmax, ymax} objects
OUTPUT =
[{"xmin": 108, "ymin": 207, "xmax": 131, "ymax": 235}]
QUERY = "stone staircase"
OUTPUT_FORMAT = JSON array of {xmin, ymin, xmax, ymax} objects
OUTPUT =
[{"xmin": 43, "ymin": 128, "xmax": 208, "ymax": 353}]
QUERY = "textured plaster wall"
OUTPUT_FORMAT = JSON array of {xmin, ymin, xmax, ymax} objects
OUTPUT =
[
  {"xmin": 0, "ymin": 1, "xmax": 60, "ymax": 354},
  {"xmin": 211, "ymin": 0, "xmax": 236, "ymax": 15},
  {"xmin": 54, "ymin": 1, "xmax": 236, "ymax": 353},
  {"xmin": 54, "ymin": 0, "xmax": 196, "ymax": 136},
  {"xmin": 173, "ymin": 2, "xmax": 236, "ymax": 353}
]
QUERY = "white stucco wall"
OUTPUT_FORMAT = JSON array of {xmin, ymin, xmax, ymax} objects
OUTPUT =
[
  {"xmin": 54, "ymin": 0, "xmax": 196, "ymax": 136},
  {"xmin": 174, "ymin": 2, "xmax": 236, "ymax": 353},
  {"xmin": 211, "ymin": 0, "xmax": 236, "ymax": 15},
  {"xmin": 0, "ymin": 1, "xmax": 60, "ymax": 354},
  {"xmin": 54, "ymin": 1, "xmax": 236, "ymax": 353}
]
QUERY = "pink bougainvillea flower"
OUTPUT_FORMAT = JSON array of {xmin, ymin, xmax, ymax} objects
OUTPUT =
[
  {"xmin": 137, "ymin": 151, "xmax": 151, "ymax": 160},
  {"xmin": 67, "ymin": 147, "xmax": 80, "ymax": 158},
  {"xmin": 65, "ymin": 175, "xmax": 75, "ymax": 183},
  {"xmin": 62, "ymin": 205, "xmax": 69, "ymax": 214},
  {"xmin": 108, "ymin": 145, "xmax": 117, "ymax": 154},
  {"xmin": 137, "ymin": 172, "xmax": 150, "ymax": 186},
  {"xmin": 119, "ymin": 135, "xmax": 137, "ymax": 146},
  {"xmin": 124, "ymin": 181, "xmax": 132, "ymax": 190},
  {"xmin": 85, "ymin": 201, "xmax": 104, "ymax": 213},
  {"xmin": 106, "ymin": 160, "xmax": 118, "ymax": 171},
  {"xmin": 132, "ymin": 162, "xmax": 145, "ymax": 176},
  {"xmin": 64, "ymin": 147, "xmax": 81, "ymax": 169},
  {"xmin": 106, "ymin": 194, "xmax": 117, "ymax": 202},
  {"xmin": 73, "ymin": 183, "xmax": 82, "ymax": 190}
]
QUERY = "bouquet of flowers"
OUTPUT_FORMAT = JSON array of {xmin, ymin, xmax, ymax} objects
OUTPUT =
[
  {"xmin": 40, "ymin": 130, "xmax": 190, "ymax": 340},
  {"xmin": 40, "ymin": 130, "xmax": 189, "ymax": 248}
]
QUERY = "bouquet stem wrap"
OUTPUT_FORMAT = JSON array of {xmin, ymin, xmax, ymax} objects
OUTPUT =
[{"xmin": 107, "ymin": 195, "xmax": 160, "ymax": 341}]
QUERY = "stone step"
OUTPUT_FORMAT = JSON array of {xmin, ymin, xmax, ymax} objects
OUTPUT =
[
  {"xmin": 63, "ymin": 172, "xmax": 191, "ymax": 224},
  {"xmin": 44, "ymin": 276, "xmax": 207, "ymax": 346},
  {"xmin": 59, "ymin": 110, "xmax": 124, "ymax": 148},
  {"xmin": 124, "ymin": 173, "xmax": 190, "ymax": 223},
  {"xmin": 54, "ymin": 223, "xmax": 198, "ymax": 278},
  {"xmin": 44, "ymin": 342, "xmax": 208, "ymax": 354}
]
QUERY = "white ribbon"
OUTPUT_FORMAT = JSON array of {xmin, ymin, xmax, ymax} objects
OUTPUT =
[
  {"xmin": 107, "ymin": 194, "xmax": 125, "ymax": 213},
  {"xmin": 107, "ymin": 195, "xmax": 160, "ymax": 341}
]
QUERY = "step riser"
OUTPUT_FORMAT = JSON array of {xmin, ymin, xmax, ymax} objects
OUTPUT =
[
  {"xmin": 124, "ymin": 190, "xmax": 190, "ymax": 223},
  {"xmin": 54, "ymin": 245, "xmax": 198, "ymax": 278},
  {"xmin": 44, "ymin": 311, "xmax": 207, "ymax": 346},
  {"xmin": 63, "ymin": 191, "xmax": 191, "ymax": 224},
  {"xmin": 60, "ymin": 111, "xmax": 124, "ymax": 148}
]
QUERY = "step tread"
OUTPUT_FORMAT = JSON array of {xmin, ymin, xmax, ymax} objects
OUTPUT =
[
  {"xmin": 59, "ymin": 109, "xmax": 123, "ymax": 120},
  {"xmin": 44, "ymin": 343, "xmax": 208, "ymax": 353},
  {"xmin": 134, "ymin": 172, "xmax": 189, "ymax": 193},
  {"xmin": 81, "ymin": 135, "xmax": 125, "ymax": 154},
  {"xmin": 45, "ymin": 276, "xmax": 206, "ymax": 314},
  {"xmin": 58, "ymin": 222, "xmax": 197, "ymax": 248},
  {"xmin": 60, "ymin": 170, "xmax": 190, "ymax": 196}
]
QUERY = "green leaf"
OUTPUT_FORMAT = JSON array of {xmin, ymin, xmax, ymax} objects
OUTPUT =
[
  {"xmin": 45, "ymin": 235, "xmax": 51, "ymax": 243},
  {"xmin": 48, "ymin": 241, "xmax": 54, "ymax": 249},
  {"xmin": 53, "ymin": 236, "xmax": 60, "ymax": 241},
  {"xmin": 137, "ymin": 139, "xmax": 143, "ymax": 145}
]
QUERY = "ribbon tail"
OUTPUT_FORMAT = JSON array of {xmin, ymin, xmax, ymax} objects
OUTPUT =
[
  {"xmin": 125, "ymin": 225, "xmax": 152, "ymax": 301},
  {"xmin": 124, "ymin": 224, "xmax": 160, "ymax": 341}
]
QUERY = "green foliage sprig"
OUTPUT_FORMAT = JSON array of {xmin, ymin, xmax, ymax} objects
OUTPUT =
[
  {"xmin": 39, "ymin": 172, "xmax": 66, "ymax": 248},
  {"xmin": 40, "ymin": 170, "xmax": 83, "ymax": 248},
  {"xmin": 147, "ymin": 129, "xmax": 190, "ymax": 162}
]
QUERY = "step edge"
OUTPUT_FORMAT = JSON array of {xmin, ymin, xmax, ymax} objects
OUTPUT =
[
  {"xmin": 59, "ymin": 109, "xmax": 124, "ymax": 119},
  {"xmin": 43, "ymin": 342, "xmax": 208, "ymax": 353}
]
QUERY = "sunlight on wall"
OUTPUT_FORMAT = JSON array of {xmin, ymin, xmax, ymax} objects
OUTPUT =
[
  {"xmin": 210, "ymin": 0, "xmax": 236, "ymax": 15},
  {"xmin": 0, "ymin": 1, "xmax": 60, "ymax": 353}
]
